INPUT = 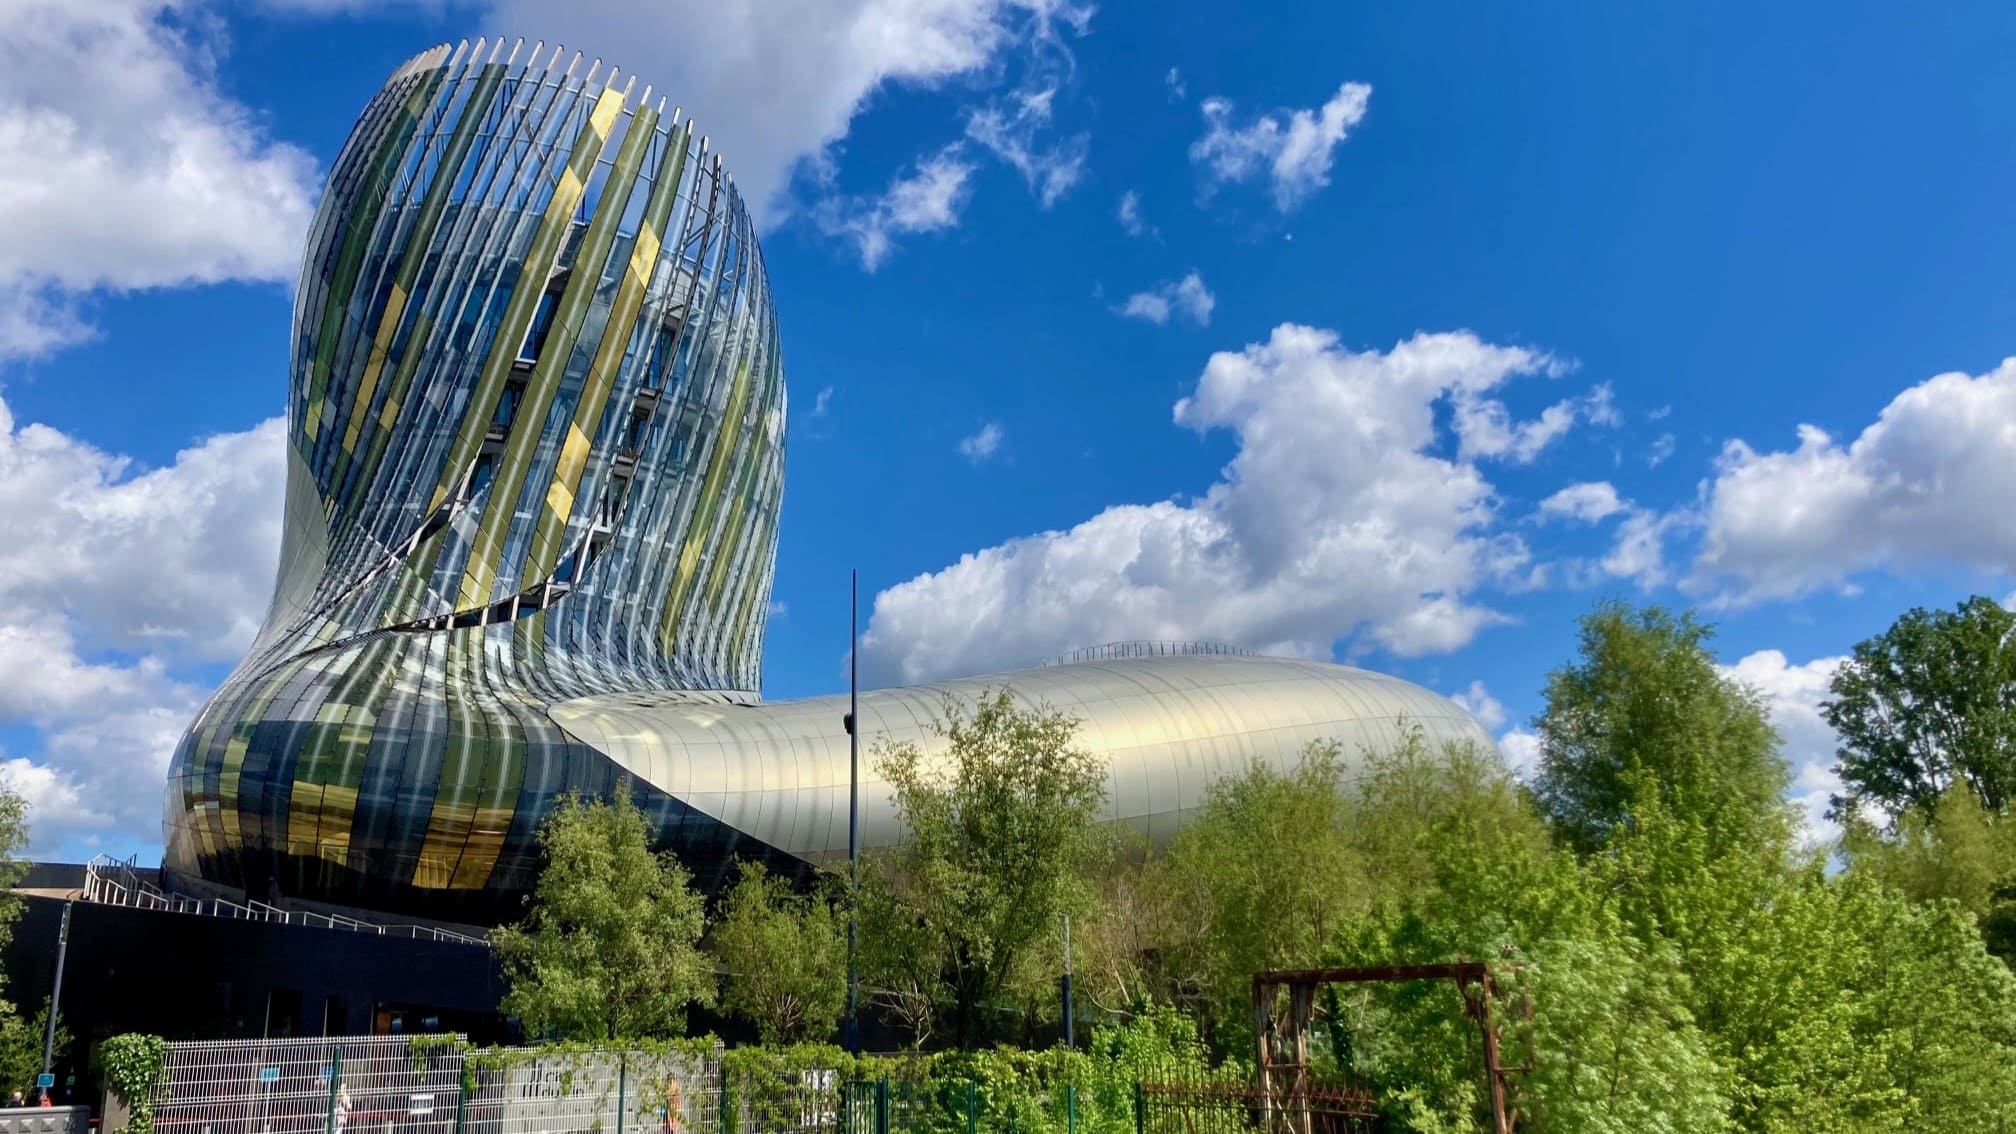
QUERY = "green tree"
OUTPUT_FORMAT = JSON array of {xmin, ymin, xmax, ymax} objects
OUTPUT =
[
  {"xmin": 1823, "ymin": 596, "xmax": 2016, "ymax": 820},
  {"xmin": 1532, "ymin": 602, "xmax": 1790, "ymax": 855},
  {"xmin": 0, "ymin": 1001, "xmax": 67, "ymax": 1099},
  {"xmin": 494, "ymin": 790, "xmax": 714, "ymax": 1041},
  {"xmin": 711, "ymin": 861, "xmax": 846, "ymax": 1043},
  {"xmin": 1161, "ymin": 740, "xmax": 1366, "ymax": 1030},
  {"xmin": 0, "ymin": 784, "xmax": 34, "ymax": 1095},
  {"xmin": 1075, "ymin": 832, "xmax": 1210, "ymax": 1020},
  {"xmin": 865, "ymin": 688, "xmax": 1109, "ymax": 1047},
  {"xmin": 1842, "ymin": 787, "xmax": 2016, "ymax": 963},
  {"xmin": 857, "ymin": 863, "xmax": 944, "ymax": 1048},
  {"xmin": 1334, "ymin": 826, "xmax": 1731, "ymax": 1134}
]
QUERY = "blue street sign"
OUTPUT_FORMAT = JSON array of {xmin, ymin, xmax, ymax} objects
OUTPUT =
[
  {"xmin": 35, "ymin": 1073, "xmax": 54, "ymax": 1089},
  {"xmin": 259, "ymin": 1067, "xmax": 281, "ymax": 1084}
]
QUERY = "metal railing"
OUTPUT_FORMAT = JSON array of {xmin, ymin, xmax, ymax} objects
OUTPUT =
[
  {"xmin": 149, "ymin": 1039, "xmax": 733, "ymax": 1134},
  {"xmin": 1040, "ymin": 642, "xmax": 1256, "ymax": 667},
  {"xmin": 146, "ymin": 1040, "xmax": 1382, "ymax": 1134},
  {"xmin": 80, "ymin": 857, "xmax": 488, "ymax": 948}
]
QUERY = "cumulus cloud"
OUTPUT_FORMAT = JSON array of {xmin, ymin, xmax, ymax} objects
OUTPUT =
[
  {"xmin": 1190, "ymin": 81, "xmax": 1371, "ymax": 212},
  {"xmin": 451, "ymin": 0, "xmax": 1091, "ymax": 222},
  {"xmin": 817, "ymin": 144, "xmax": 976, "ymax": 270},
  {"xmin": 1451, "ymin": 680, "xmax": 1507, "ymax": 731},
  {"xmin": 964, "ymin": 86, "xmax": 1088, "ymax": 208},
  {"xmin": 1498, "ymin": 728, "xmax": 1541, "ymax": 778},
  {"xmin": 1689, "ymin": 356, "xmax": 2016, "ymax": 605},
  {"xmin": 0, "ymin": 393, "xmax": 284, "ymax": 855},
  {"xmin": 958, "ymin": 422, "xmax": 1005, "ymax": 463},
  {"xmin": 0, "ymin": 0, "xmax": 320, "ymax": 359},
  {"xmin": 1723, "ymin": 648, "xmax": 1847, "ymax": 846},
  {"xmin": 859, "ymin": 326, "xmax": 1608, "ymax": 685},
  {"xmin": 1537, "ymin": 480, "xmax": 1676, "ymax": 588},
  {"xmin": 1120, "ymin": 271, "xmax": 1215, "ymax": 327},
  {"xmin": 1453, "ymin": 383, "xmax": 1617, "ymax": 464},
  {"xmin": 1539, "ymin": 481, "xmax": 1627, "ymax": 524}
]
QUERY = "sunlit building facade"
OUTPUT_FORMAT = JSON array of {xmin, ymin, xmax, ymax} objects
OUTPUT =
[{"xmin": 162, "ymin": 41, "xmax": 1491, "ymax": 921}]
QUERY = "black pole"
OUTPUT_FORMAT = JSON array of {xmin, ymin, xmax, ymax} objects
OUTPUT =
[
  {"xmin": 845, "ymin": 568, "xmax": 861, "ymax": 1052},
  {"xmin": 40, "ymin": 901, "xmax": 71, "ymax": 1102}
]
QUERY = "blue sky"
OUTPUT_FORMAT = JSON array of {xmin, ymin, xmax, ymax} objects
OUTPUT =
[{"xmin": 2, "ymin": 0, "xmax": 2012, "ymax": 860}]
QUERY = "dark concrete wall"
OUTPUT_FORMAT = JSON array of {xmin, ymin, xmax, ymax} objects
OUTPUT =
[{"xmin": 0, "ymin": 895, "xmax": 514, "ymax": 1108}]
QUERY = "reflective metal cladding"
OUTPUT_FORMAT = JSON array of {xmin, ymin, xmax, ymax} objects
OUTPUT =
[{"xmin": 162, "ymin": 41, "xmax": 1493, "ymax": 921}]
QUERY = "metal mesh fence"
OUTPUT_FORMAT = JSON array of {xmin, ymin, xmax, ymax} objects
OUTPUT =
[
  {"xmin": 151, "ymin": 1037, "xmax": 464, "ymax": 1134},
  {"xmin": 462, "ymin": 1049, "xmax": 725, "ymax": 1134},
  {"xmin": 148, "ymin": 1042, "xmax": 1363, "ymax": 1134}
]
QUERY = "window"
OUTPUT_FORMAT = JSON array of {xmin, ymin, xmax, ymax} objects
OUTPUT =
[{"xmin": 517, "ymin": 289, "xmax": 561, "ymax": 364}]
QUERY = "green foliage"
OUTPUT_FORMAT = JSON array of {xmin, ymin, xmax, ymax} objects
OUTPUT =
[
  {"xmin": 1842, "ymin": 786, "xmax": 2016, "ymax": 962},
  {"xmin": 1825, "ymin": 595, "xmax": 2016, "ymax": 819},
  {"xmin": 1330, "ymin": 791, "xmax": 1730, "ymax": 1134},
  {"xmin": 1533, "ymin": 602, "xmax": 1791, "ymax": 854},
  {"xmin": 1160, "ymin": 741, "xmax": 1362, "ymax": 1028},
  {"xmin": 1151, "ymin": 730, "xmax": 1546, "ymax": 1046},
  {"xmin": 865, "ymin": 688, "xmax": 1109, "ymax": 1047},
  {"xmin": 0, "ymin": 1001, "xmax": 70, "ymax": 1100},
  {"xmin": 713, "ymin": 862, "xmax": 847, "ymax": 1044},
  {"xmin": 100, "ymin": 1034, "xmax": 168, "ymax": 1134},
  {"xmin": 496, "ymin": 790, "xmax": 714, "ymax": 1041}
]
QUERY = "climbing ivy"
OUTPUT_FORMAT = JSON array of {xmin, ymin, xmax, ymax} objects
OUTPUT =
[{"xmin": 100, "ymin": 1034, "xmax": 169, "ymax": 1134}]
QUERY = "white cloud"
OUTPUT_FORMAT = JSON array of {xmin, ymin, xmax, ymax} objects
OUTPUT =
[
  {"xmin": 1452, "ymin": 383, "xmax": 1617, "ymax": 464},
  {"xmin": 1646, "ymin": 432, "xmax": 1676, "ymax": 467},
  {"xmin": 964, "ymin": 86, "xmax": 1088, "ymax": 208},
  {"xmin": 1539, "ymin": 481, "xmax": 1627, "ymax": 524},
  {"xmin": 1600, "ymin": 508, "xmax": 1677, "ymax": 588},
  {"xmin": 1537, "ymin": 480, "xmax": 1676, "ymax": 589},
  {"xmin": 958, "ymin": 422, "xmax": 1005, "ymax": 463},
  {"xmin": 817, "ymin": 144, "xmax": 976, "ymax": 269},
  {"xmin": 1164, "ymin": 67, "xmax": 1184, "ymax": 99},
  {"xmin": 1723, "ymin": 648, "xmax": 1847, "ymax": 847},
  {"xmin": 1117, "ymin": 189, "xmax": 1148, "ymax": 237},
  {"xmin": 463, "ymin": 0, "xmax": 1090, "ymax": 223},
  {"xmin": 0, "ymin": 391, "xmax": 284, "ymax": 855},
  {"xmin": 1120, "ymin": 271, "xmax": 1216, "ymax": 327},
  {"xmin": 1190, "ymin": 81, "xmax": 1372, "ymax": 212},
  {"xmin": 1451, "ymin": 680, "xmax": 1507, "ymax": 731},
  {"xmin": 1498, "ymin": 727, "xmax": 1541, "ymax": 778},
  {"xmin": 0, "ymin": 0, "xmax": 320, "ymax": 359},
  {"xmin": 1689, "ymin": 357, "xmax": 2016, "ymax": 605},
  {"xmin": 860, "ymin": 326, "xmax": 1606, "ymax": 685}
]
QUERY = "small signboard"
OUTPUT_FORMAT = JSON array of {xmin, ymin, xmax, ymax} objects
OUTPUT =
[
  {"xmin": 408, "ymin": 1095, "xmax": 434, "ymax": 1117},
  {"xmin": 259, "ymin": 1067, "xmax": 282, "ymax": 1084},
  {"xmin": 321, "ymin": 1067, "xmax": 334, "ymax": 1082},
  {"xmin": 34, "ymin": 1073, "xmax": 53, "ymax": 1089}
]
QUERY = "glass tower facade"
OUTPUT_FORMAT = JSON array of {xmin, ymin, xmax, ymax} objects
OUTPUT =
[
  {"xmin": 163, "ymin": 41, "xmax": 1494, "ymax": 923},
  {"xmin": 164, "ymin": 41, "xmax": 788, "ymax": 918}
]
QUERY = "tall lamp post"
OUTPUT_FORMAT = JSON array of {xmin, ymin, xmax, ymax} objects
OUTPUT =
[
  {"xmin": 40, "ymin": 901, "xmax": 72, "ymax": 1103},
  {"xmin": 844, "ymin": 569, "xmax": 861, "ymax": 1053}
]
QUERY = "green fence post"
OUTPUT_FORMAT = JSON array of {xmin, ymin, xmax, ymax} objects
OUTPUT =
[
  {"xmin": 1132, "ymin": 1084, "xmax": 1143, "ymax": 1134},
  {"xmin": 455, "ymin": 1070, "xmax": 467, "ymax": 1134},
  {"xmin": 617, "ymin": 1053, "xmax": 627, "ymax": 1134},
  {"xmin": 1066, "ymin": 1085, "xmax": 1076, "ymax": 1134},
  {"xmin": 965, "ymin": 1082, "xmax": 976, "ymax": 1134},
  {"xmin": 875, "ymin": 1079, "xmax": 888, "ymax": 1134},
  {"xmin": 325, "ymin": 1047, "xmax": 343, "ymax": 1134},
  {"xmin": 720, "ymin": 1060, "xmax": 731, "ymax": 1134}
]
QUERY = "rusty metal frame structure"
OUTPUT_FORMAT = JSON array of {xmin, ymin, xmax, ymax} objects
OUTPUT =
[{"xmin": 1253, "ymin": 964, "xmax": 1531, "ymax": 1134}]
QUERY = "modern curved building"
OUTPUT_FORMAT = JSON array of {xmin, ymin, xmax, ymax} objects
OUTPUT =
[{"xmin": 162, "ymin": 40, "xmax": 1492, "ymax": 922}]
